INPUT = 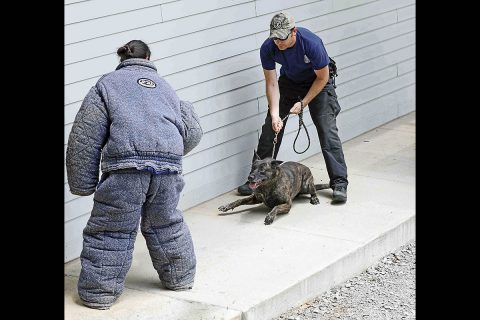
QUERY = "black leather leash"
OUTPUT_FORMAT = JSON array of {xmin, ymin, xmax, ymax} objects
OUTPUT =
[
  {"xmin": 271, "ymin": 96, "xmax": 311, "ymax": 158},
  {"xmin": 293, "ymin": 100, "xmax": 310, "ymax": 155}
]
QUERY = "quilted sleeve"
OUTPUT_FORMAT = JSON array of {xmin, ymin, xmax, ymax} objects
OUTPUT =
[
  {"xmin": 66, "ymin": 86, "xmax": 109, "ymax": 196},
  {"xmin": 179, "ymin": 100, "xmax": 203, "ymax": 155}
]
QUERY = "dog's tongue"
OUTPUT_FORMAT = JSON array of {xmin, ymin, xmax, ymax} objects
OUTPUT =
[{"xmin": 249, "ymin": 182, "xmax": 258, "ymax": 189}]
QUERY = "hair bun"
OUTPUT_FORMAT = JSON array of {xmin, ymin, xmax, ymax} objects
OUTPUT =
[{"xmin": 117, "ymin": 46, "xmax": 127, "ymax": 55}]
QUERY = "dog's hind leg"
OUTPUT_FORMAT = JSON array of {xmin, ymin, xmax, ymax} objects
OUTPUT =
[
  {"xmin": 303, "ymin": 175, "xmax": 320, "ymax": 205},
  {"xmin": 309, "ymin": 188, "xmax": 320, "ymax": 205},
  {"xmin": 218, "ymin": 195, "xmax": 262, "ymax": 213},
  {"xmin": 264, "ymin": 203, "xmax": 292, "ymax": 225}
]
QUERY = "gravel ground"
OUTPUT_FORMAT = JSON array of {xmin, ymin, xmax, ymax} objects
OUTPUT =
[{"xmin": 273, "ymin": 240, "xmax": 416, "ymax": 320}]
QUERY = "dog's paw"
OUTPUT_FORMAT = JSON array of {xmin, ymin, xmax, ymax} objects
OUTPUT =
[
  {"xmin": 310, "ymin": 196, "xmax": 320, "ymax": 205},
  {"xmin": 218, "ymin": 205, "xmax": 232, "ymax": 212},
  {"xmin": 264, "ymin": 215, "xmax": 274, "ymax": 225}
]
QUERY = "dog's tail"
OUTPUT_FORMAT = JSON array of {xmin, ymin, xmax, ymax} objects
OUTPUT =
[{"xmin": 315, "ymin": 183, "xmax": 330, "ymax": 190}]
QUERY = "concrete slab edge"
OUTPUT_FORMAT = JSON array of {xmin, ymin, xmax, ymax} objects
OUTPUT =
[{"xmin": 241, "ymin": 215, "xmax": 416, "ymax": 320}]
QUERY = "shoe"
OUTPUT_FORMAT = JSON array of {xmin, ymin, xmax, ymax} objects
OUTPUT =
[
  {"xmin": 332, "ymin": 185, "xmax": 347, "ymax": 202},
  {"xmin": 237, "ymin": 181, "xmax": 253, "ymax": 195}
]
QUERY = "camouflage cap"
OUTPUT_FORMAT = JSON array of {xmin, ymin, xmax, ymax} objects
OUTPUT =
[{"xmin": 269, "ymin": 12, "xmax": 295, "ymax": 40}]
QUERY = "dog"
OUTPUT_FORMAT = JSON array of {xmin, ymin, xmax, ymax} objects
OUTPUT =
[{"xmin": 218, "ymin": 156, "xmax": 329, "ymax": 225}]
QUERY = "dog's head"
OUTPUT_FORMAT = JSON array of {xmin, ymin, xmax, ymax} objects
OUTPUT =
[{"xmin": 248, "ymin": 157, "xmax": 283, "ymax": 190}]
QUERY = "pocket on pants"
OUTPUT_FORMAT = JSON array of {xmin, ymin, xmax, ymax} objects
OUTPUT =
[{"xmin": 327, "ymin": 89, "xmax": 341, "ymax": 116}]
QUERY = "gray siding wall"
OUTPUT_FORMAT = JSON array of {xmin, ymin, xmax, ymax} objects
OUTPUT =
[{"xmin": 64, "ymin": 0, "xmax": 416, "ymax": 262}]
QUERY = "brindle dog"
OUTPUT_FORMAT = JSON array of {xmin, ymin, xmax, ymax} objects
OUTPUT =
[{"xmin": 218, "ymin": 157, "xmax": 329, "ymax": 225}]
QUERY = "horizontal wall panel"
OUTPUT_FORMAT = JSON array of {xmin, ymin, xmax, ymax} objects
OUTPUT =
[
  {"xmin": 158, "ymin": 35, "xmax": 258, "ymax": 77},
  {"xmin": 162, "ymin": 0, "xmax": 251, "ymax": 21},
  {"xmin": 335, "ymin": 31, "xmax": 415, "ymax": 69},
  {"xmin": 64, "ymin": 55, "xmax": 118, "ymax": 86},
  {"xmin": 183, "ymin": 131, "xmax": 258, "ymax": 174},
  {"xmin": 320, "ymin": 11, "xmax": 397, "ymax": 45},
  {"xmin": 299, "ymin": 0, "xmax": 414, "ymax": 39},
  {"xmin": 193, "ymin": 81, "xmax": 264, "ymax": 118},
  {"xmin": 339, "ymin": 70, "xmax": 415, "ymax": 112},
  {"xmin": 180, "ymin": 149, "xmax": 254, "ymax": 209},
  {"xmin": 65, "ymin": 79, "xmax": 95, "ymax": 106},
  {"xmin": 65, "ymin": 6, "xmax": 261, "ymax": 67},
  {"xmin": 188, "ymin": 113, "xmax": 264, "ymax": 155},
  {"xmin": 65, "ymin": 2, "xmax": 256, "ymax": 64},
  {"xmin": 397, "ymin": 57, "xmax": 415, "ymax": 75},
  {"xmin": 336, "ymin": 66, "xmax": 398, "ymax": 99},
  {"xmin": 338, "ymin": 85, "xmax": 415, "ymax": 142},
  {"xmin": 255, "ymin": 0, "xmax": 328, "ymax": 16},
  {"xmin": 65, "ymin": 124, "xmax": 73, "ymax": 145},
  {"xmin": 149, "ymin": 14, "xmax": 265, "ymax": 60},
  {"xmin": 65, "ymin": 195, "xmax": 94, "ymax": 223},
  {"xmin": 397, "ymin": 4, "xmax": 415, "ymax": 21},
  {"xmin": 332, "ymin": 0, "xmax": 377, "ymax": 11},
  {"xmin": 336, "ymin": 45, "xmax": 415, "ymax": 84},
  {"xmin": 165, "ymin": 51, "xmax": 259, "ymax": 91},
  {"xmin": 199, "ymin": 100, "xmax": 259, "ymax": 134},
  {"xmin": 176, "ymin": 67, "xmax": 264, "ymax": 102},
  {"xmin": 326, "ymin": 18, "xmax": 415, "ymax": 58},
  {"xmin": 65, "ymin": 0, "xmax": 169, "ymax": 25},
  {"xmin": 66, "ymin": 0, "xmax": 336, "ymax": 85},
  {"xmin": 65, "ymin": 0, "xmax": 87, "ymax": 4},
  {"xmin": 65, "ymin": 6, "xmax": 164, "ymax": 45},
  {"xmin": 65, "ymin": 213, "xmax": 89, "ymax": 262},
  {"xmin": 65, "ymin": 181, "xmax": 78, "ymax": 202},
  {"xmin": 270, "ymin": 0, "xmax": 332, "ymax": 24},
  {"xmin": 65, "ymin": 102, "xmax": 82, "ymax": 125},
  {"xmin": 397, "ymin": 85, "xmax": 415, "ymax": 116},
  {"xmin": 66, "ymin": 35, "xmax": 259, "ymax": 86},
  {"xmin": 64, "ymin": 0, "xmax": 412, "ymax": 65}
]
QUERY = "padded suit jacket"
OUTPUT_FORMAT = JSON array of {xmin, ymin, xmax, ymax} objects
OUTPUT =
[{"xmin": 66, "ymin": 58, "xmax": 203, "ymax": 196}]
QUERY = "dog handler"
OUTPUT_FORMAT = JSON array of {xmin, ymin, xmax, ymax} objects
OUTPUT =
[
  {"xmin": 237, "ymin": 12, "xmax": 348, "ymax": 203},
  {"xmin": 66, "ymin": 40, "xmax": 203, "ymax": 309}
]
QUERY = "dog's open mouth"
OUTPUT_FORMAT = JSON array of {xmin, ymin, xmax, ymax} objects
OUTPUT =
[{"xmin": 249, "ymin": 181, "xmax": 262, "ymax": 189}]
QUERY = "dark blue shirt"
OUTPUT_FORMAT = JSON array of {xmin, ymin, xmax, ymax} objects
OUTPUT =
[{"xmin": 260, "ymin": 27, "xmax": 329, "ymax": 84}]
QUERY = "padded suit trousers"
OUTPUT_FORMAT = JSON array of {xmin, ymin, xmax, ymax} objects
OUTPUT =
[{"xmin": 77, "ymin": 169, "xmax": 196, "ymax": 309}]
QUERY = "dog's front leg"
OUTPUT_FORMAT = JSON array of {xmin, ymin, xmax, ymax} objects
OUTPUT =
[
  {"xmin": 264, "ymin": 203, "xmax": 292, "ymax": 225},
  {"xmin": 218, "ymin": 195, "xmax": 261, "ymax": 213}
]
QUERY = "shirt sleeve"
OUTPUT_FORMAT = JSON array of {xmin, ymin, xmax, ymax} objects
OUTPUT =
[
  {"xmin": 305, "ymin": 37, "xmax": 329, "ymax": 70},
  {"xmin": 260, "ymin": 40, "xmax": 276, "ymax": 70}
]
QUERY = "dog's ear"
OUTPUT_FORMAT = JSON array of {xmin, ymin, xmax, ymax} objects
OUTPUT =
[
  {"xmin": 271, "ymin": 160, "xmax": 283, "ymax": 168},
  {"xmin": 254, "ymin": 150, "xmax": 261, "ymax": 160}
]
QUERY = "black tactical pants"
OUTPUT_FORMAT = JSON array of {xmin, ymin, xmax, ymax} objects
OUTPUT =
[{"xmin": 254, "ymin": 76, "xmax": 348, "ymax": 188}]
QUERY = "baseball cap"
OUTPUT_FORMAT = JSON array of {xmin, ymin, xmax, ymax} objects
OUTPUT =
[{"xmin": 269, "ymin": 12, "xmax": 295, "ymax": 40}]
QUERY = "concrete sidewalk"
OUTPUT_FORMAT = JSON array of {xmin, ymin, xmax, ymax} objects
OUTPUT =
[{"xmin": 64, "ymin": 112, "xmax": 415, "ymax": 320}]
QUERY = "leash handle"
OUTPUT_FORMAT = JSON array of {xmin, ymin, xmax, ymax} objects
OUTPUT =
[{"xmin": 293, "ymin": 96, "xmax": 310, "ymax": 154}]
